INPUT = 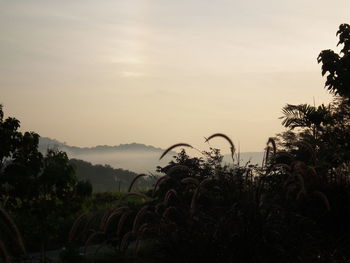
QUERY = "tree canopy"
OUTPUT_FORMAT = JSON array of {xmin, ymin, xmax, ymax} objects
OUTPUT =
[
  {"xmin": 278, "ymin": 24, "xmax": 350, "ymax": 168},
  {"xmin": 0, "ymin": 105, "xmax": 92, "ymax": 252},
  {"xmin": 318, "ymin": 24, "xmax": 350, "ymax": 98}
]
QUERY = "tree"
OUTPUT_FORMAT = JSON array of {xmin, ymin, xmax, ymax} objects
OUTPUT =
[
  {"xmin": 0, "ymin": 105, "xmax": 92, "ymax": 256},
  {"xmin": 277, "ymin": 24, "xmax": 350, "ymax": 168},
  {"xmin": 318, "ymin": 24, "xmax": 350, "ymax": 98}
]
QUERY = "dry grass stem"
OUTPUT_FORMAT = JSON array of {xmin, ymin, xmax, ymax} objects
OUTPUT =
[
  {"xmin": 205, "ymin": 133, "xmax": 235, "ymax": 161},
  {"xmin": 69, "ymin": 213, "xmax": 88, "ymax": 242},
  {"xmin": 0, "ymin": 240, "xmax": 10, "ymax": 263},
  {"xmin": 153, "ymin": 176, "xmax": 169, "ymax": 196},
  {"xmin": 159, "ymin": 143, "xmax": 193, "ymax": 160},
  {"xmin": 128, "ymin": 174, "xmax": 147, "ymax": 192},
  {"xmin": 0, "ymin": 208, "xmax": 26, "ymax": 256}
]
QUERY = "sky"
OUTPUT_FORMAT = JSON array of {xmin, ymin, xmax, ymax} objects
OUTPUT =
[{"xmin": 1, "ymin": 0, "xmax": 349, "ymax": 152}]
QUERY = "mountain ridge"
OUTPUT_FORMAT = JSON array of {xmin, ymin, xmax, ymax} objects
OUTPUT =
[
  {"xmin": 39, "ymin": 137, "xmax": 264, "ymax": 173},
  {"xmin": 39, "ymin": 137, "xmax": 168, "ymax": 154}
]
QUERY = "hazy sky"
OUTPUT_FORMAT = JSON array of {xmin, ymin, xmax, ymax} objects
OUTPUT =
[{"xmin": 1, "ymin": 0, "xmax": 349, "ymax": 152}]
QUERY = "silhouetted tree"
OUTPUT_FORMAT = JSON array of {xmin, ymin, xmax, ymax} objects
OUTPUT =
[
  {"xmin": 0, "ymin": 105, "xmax": 92, "ymax": 256},
  {"xmin": 318, "ymin": 24, "xmax": 350, "ymax": 98},
  {"xmin": 277, "ymin": 24, "xmax": 350, "ymax": 168}
]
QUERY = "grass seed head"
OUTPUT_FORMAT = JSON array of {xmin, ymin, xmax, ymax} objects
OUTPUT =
[
  {"xmin": 117, "ymin": 210, "xmax": 134, "ymax": 238},
  {"xmin": 0, "ymin": 240, "xmax": 10, "ymax": 263},
  {"xmin": 0, "ymin": 208, "xmax": 26, "ymax": 256},
  {"xmin": 205, "ymin": 133, "xmax": 235, "ymax": 161},
  {"xmin": 159, "ymin": 143, "xmax": 193, "ymax": 160},
  {"xmin": 69, "ymin": 213, "xmax": 88, "ymax": 242},
  {"xmin": 132, "ymin": 206, "xmax": 149, "ymax": 233},
  {"xmin": 181, "ymin": 177, "xmax": 200, "ymax": 186},
  {"xmin": 153, "ymin": 175, "xmax": 170, "ymax": 196},
  {"xmin": 128, "ymin": 174, "xmax": 147, "ymax": 192}
]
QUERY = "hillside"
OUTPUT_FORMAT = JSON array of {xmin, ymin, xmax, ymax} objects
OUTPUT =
[
  {"xmin": 39, "ymin": 137, "xmax": 264, "ymax": 173},
  {"xmin": 39, "ymin": 137, "xmax": 168, "ymax": 154},
  {"xmin": 69, "ymin": 159, "xmax": 153, "ymax": 192},
  {"xmin": 38, "ymin": 137, "xmax": 175, "ymax": 173}
]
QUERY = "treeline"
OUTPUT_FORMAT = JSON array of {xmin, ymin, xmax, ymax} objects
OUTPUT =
[
  {"xmin": 0, "ymin": 104, "xmax": 153, "ymax": 257},
  {"xmin": 0, "ymin": 111, "xmax": 93, "ymax": 254},
  {"xmin": 69, "ymin": 159, "xmax": 153, "ymax": 192}
]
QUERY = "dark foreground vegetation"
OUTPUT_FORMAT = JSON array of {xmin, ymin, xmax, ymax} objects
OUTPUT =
[{"xmin": 1, "ymin": 24, "xmax": 350, "ymax": 263}]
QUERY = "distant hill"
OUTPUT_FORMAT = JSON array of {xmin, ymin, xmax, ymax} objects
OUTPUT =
[
  {"xmin": 38, "ymin": 137, "xmax": 168, "ymax": 154},
  {"xmin": 39, "ymin": 137, "xmax": 264, "ymax": 173},
  {"xmin": 69, "ymin": 159, "xmax": 153, "ymax": 192},
  {"xmin": 38, "ymin": 137, "xmax": 176, "ymax": 173}
]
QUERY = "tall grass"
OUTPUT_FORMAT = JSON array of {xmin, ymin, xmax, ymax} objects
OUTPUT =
[
  {"xmin": 0, "ymin": 208, "xmax": 27, "ymax": 262},
  {"xmin": 67, "ymin": 133, "xmax": 350, "ymax": 262}
]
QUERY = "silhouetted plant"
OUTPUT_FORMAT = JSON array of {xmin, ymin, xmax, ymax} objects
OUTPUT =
[
  {"xmin": 71, "ymin": 134, "xmax": 328, "ymax": 263},
  {"xmin": 0, "ymin": 207, "xmax": 26, "ymax": 262},
  {"xmin": 0, "ymin": 105, "xmax": 93, "ymax": 261}
]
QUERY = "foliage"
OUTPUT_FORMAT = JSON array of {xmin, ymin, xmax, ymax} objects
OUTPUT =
[
  {"xmin": 0, "ymin": 105, "xmax": 93, "ymax": 256},
  {"xmin": 0, "ymin": 207, "xmax": 26, "ymax": 263},
  {"xmin": 70, "ymin": 159, "xmax": 153, "ymax": 193},
  {"xmin": 68, "ymin": 140, "xmax": 326, "ymax": 263},
  {"xmin": 318, "ymin": 24, "xmax": 350, "ymax": 98},
  {"xmin": 281, "ymin": 104, "xmax": 331, "ymax": 130},
  {"xmin": 278, "ymin": 24, "xmax": 350, "ymax": 169}
]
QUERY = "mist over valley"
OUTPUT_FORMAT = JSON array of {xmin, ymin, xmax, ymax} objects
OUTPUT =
[{"xmin": 39, "ymin": 137, "xmax": 264, "ymax": 173}]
